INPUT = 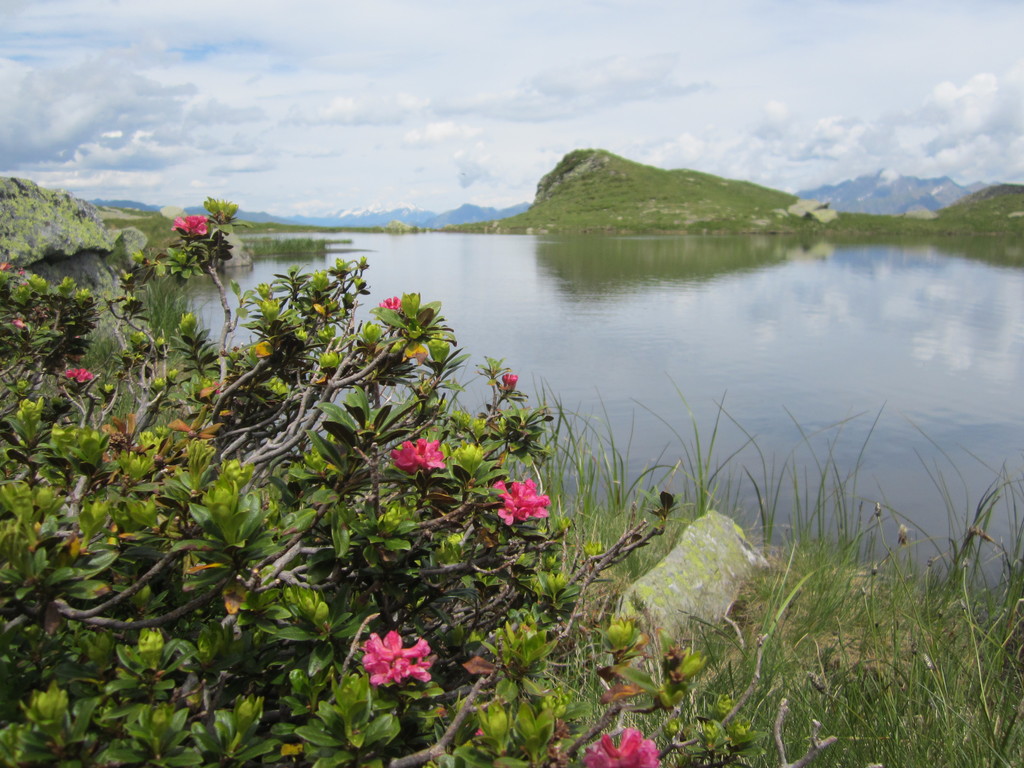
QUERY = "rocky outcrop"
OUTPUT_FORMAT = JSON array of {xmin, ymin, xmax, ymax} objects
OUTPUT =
[
  {"xmin": 533, "ymin": 149, "xmax": 613, "ymax": 205},
  {"xmin": 786, "ymin": 198, "xmax": 839, "ymax": 223},
  {"xmin": 902, "ymin": 209, "xmax": 939, "ymax": 220},
  {"xmin": 949, "ymin": 183, "xmax": 1024, "ymax": 208},
  {"xmin": 621, "ymin": 511, "xmax": 767, "ymax": 634},
  {"xmin": 0, "ymin": 177, "xmax": 124, "ymax": 290}
]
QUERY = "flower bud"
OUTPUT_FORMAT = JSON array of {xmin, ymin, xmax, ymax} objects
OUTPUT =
[
  {"xmin": 427, "ymin": 338, "xmax": 450, "ymax": 362},
  {"xmin": 451, "ymin": 443, "xmax": 485, "ymax": 474},
  {"xmin": 362, "ymin": 323, "xmax": 383, "ymax": 344},
  {"xmin": 258, "ymin": 299, "xmax": 280, "ymax": 323},
  {"xmin": 138, "ymin": 628, "xmax": 165, "ymax": 669},
  {"xmin": 234, "ymin": 695, "xmax": 264, "ymax": 734},
  {"xmin": 319, "ymin": 351, "xmax": 341, "ymax": 370},
  {"xmin": 25, "ymin": 680, "xmax": 68, "ymax": 732}
]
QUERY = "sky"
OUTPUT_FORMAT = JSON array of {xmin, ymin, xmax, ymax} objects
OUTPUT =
[{"xmin": 2, "ymin": 0, "xmax": 1024, "ymax": 218}]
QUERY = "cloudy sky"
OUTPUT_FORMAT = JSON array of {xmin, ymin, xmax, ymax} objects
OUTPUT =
[{"xmin": 2, "ymin": 0, "xmax": 1023, "ymax": 217}]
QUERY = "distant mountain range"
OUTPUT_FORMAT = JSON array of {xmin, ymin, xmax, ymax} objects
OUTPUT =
[
  {"xmin": 796, "ymin": 172, "xmax": 988, "ymax": 214},
  {"xmin": 90, "ymin": 199, "xmax": 530, "ymax": 228}
]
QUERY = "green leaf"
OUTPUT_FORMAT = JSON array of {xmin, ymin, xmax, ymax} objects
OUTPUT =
[
  {"xmin": 362, "ymin": 712, "xmax": 400, "ymax": 746},
  {"xmin": 308, "ymin": 642, "xmax": 334, "ymax": 677},
  {"xmin": 615, "ymin": 665, "xmax": 660, "ymax": 693}
]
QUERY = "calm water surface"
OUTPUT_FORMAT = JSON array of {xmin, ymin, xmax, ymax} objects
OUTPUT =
[{"xmin": 189, "ymin": 233, "xmax": 1024, "ymax": 549}]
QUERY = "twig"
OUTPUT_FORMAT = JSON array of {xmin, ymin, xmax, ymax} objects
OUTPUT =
[
  {"xmin": 387, "ymin": 674, "xmax": 493, "ymax": 768},
  {"xmin": 722, "ymin": 634, "xmax": 766, "ymax": 726},
  {"xmin": 59, "ymin": 576, "xmax": 231, "ymax": 629},
  {"xmin": 54, "ymin": 546, "xmax": 188, "ymax": 619},
  {"xmin": 340, "ymin": 612, "xmax": 380, "ymax": 678},
  {"xmin": 773, "ymin": 698, "xmax": 838, "ymax": 768}
]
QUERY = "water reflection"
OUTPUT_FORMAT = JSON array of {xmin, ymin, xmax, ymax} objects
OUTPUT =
[{"xmin": 187, "ymin": 233, "xmax": 1024, "ymax": 549}]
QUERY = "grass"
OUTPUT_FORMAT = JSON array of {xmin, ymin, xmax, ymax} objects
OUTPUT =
[
  {"xmin": 541, "ymin": 400, "xmax": 1024, "ymax": 767},
  {"xmin": 240, "ymin": 236, "xmax": 353, "ymax": 256},
  {"xmin": 82, "ymin": 275, "xmax": 193, "ymax": 398}
]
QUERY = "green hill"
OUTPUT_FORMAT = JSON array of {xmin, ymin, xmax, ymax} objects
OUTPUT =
[
  {"xmin": 462, "ymin": 149, "xmax": 1024, "ymax": 236},
  {"xmin": 478, "ymin": 149, "xmax": 800, "ymax": 234}
]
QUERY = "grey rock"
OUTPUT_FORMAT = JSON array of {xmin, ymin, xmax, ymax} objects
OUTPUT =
[
  {"xmin": 621, "ymin": 511, "xmax": 767, "ymax": 634},
  {"xmin": 809, "ymin": 207, "xmax": 839, "ymax": 223},
  {"xmin": 903, "ymin": 209, "xmax": 939, "ymax": 220},
  {"xmin": 109, "ymin": 227, "xmax": 148, "ymax": 273},
  {"xmin": 786, "ymin": 199, "xmax": 838, "ymax": 224},
  {"xmin": 0, "ymin": 177, "xmax": 117, "ymax": 290}
]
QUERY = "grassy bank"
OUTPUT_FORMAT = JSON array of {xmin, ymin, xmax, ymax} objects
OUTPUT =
[
  {"xmin": 241, "ymin": 236, "xmax": 353, "ymax": 256},
  {"xmin": 542, "ymin": 405, "xmax": 1024, "ymax": 767}
]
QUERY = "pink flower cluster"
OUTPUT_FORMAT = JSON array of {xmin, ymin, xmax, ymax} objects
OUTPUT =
[
  {"xmin": 378, "ymin": 296, "xmax": 402, "ymax": 310},
  {"xmin": 361, "ymin": 631, "xmax": 432, "ymax": 686},
  {"xmin": 500, "ymin": 373, "xmax": 519, "ymax": 391},
  {"xmin": 583, "ymin": 728, "xmax": 660, "ymax": 768},
  {"xmin": 493, "ymin": 478, "xmax": 550, "ymax": 525},
  {"xmin": 64, "ymin": 368, "xmax": 95, "ymax": 383},
  {"xmin": 172, "ymin": 215, "xmax": 209, "ymax": 237},
  {"xmin": 392, "ymin": 439, "xmax": 446, "ymax": 474}
]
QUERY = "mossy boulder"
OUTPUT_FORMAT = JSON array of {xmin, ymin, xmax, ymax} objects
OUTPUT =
[
  {"xmin": 109, "ymin": 226, "xmax": 148, "ymax": 273},
  {"xmin": 0, "ymin": 176, "xmax": 117, "ymax": 289},
  {"xmin": 622, "ymin": 511, "xmax": 767, "ymax": 635}
]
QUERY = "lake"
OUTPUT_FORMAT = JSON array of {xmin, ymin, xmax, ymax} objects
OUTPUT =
[{"xmin": 187, "ymin": 233, "xmax": 1024, "ymax": 553}]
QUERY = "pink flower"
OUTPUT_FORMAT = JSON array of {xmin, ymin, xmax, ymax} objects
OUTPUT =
[
  {"xmin": 493, "ymin": 478, "xmax": 550, "ymax": 525},
  {"xmin": 391, "ymin": 439, "xmax": 446, "ymax": 474},
  {"xmin": 378, "ymin": 296, "xmax": 402, "ymax": 310},
  {"xmin": 500, "ymin": 373, "xmax": 519, "ymax": 391},
  {"xmin": 172, "ymin": 215, "xmax": 208, "ymax": 237},
  {"xmin": 12, "ymin": 318, "xmax": 26, "ymax": 329},
  {"xmin": 361, "ymin": 631, "xmax": 432, "ymax": 686},
  {"xmin": 583, "ymin": 728, "xmax": 660, "ymax": 768},
  {"xmin": 64, "ymin": 368, "xmax": 95, "ymax": 383}
]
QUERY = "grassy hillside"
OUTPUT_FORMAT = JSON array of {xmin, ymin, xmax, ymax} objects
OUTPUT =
[
  {"xmin": 474, "ymin": 149, "xmax": 802, "ymax": 234},
  {"xmin": 462, "ymin": 149, "xmax": 1024, "ymax": 236}
]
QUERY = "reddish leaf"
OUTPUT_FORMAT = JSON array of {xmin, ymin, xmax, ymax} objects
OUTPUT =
[
  {"xmin": 462, "ymin": 656, "xmax": 497, "ymax": 675},
  {"xmin": 600, "ymin": 683, "xmax": 645, "ymax": 704}
]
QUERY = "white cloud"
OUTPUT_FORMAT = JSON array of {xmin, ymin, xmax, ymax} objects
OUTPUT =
[
  {"xmin": 404, "ymin": 122, "xmax": 481, "ymax": 146},
  {"xmin": 453, "ymin": 144, "xmax": 495, "ymax": 189},
  {"xmin": 442, "ymin": 54, "xmax": 708, "ymax": 122},
  {"xmin": 296, "ymin": 93, "xmax": 429, "ymax": 126},
  {"xmin": 3, "ymin": 1, "xmax": 1024, "ymax": 213},
  {"xmin": 0, "ymin": 55, "xmax": 194, "ymax": 168}
]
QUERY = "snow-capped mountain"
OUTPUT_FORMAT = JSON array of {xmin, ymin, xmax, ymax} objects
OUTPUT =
[{"xmin": 797, "ymin": 171, "xmax": 988, "ymax": 214}]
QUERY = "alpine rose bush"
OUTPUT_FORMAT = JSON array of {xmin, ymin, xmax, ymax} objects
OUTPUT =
[
  {"xmin": 494, "ymin": 477, "xmax": 550, "ymax": 524},
  {"xmin": 584, "ymin": 728, "xmax": 660, "ymax": 768},
  {"xmin": 172, "ymin": 214, "xmax": 209, "ymax": 236},
  {"xmin": 361, "ymin": 631, "xmax": 433, "ymax": 686},
  {"xmin": 391, "ymin": 438, "xmax": 446, "ymax": 473},
  {"xmin": 63, "ymin": 367, "xmax": 94, "ymax": 383}
]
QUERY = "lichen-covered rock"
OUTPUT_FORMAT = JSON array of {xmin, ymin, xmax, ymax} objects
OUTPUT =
[
  {"xmin": 621, "ymin": 511, "xmax": 767, "ymax": 635},
  {"xmin": 0, "ymin": 177, "xmax": 115, "ymax": 265},
  {"xmin": 108, "ymin": 226, "xmax": 148, "ymax": 273},
  {"xmin": 0, "ymin": 177, "xmax": 117, "ymax": 290}
]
